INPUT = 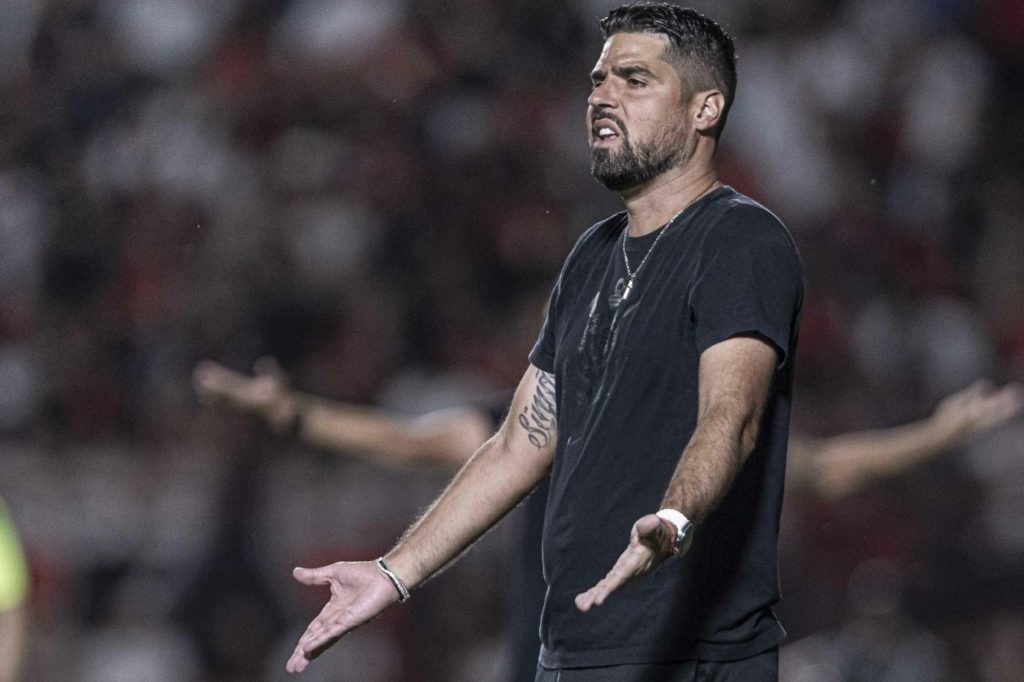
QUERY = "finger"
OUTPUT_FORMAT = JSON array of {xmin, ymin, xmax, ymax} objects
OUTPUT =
[
  {"xmin": 293, "ymin": 565, "xmax": 332, "ymax": 586},
  {"xmin": 575, "ymin": 573, "xmax": 624, "ymax": 611},
  {"xmin": 286, "ymin": 597, "xmax": 339, "ymax": 673},
  {"xmin": 634, "ymin": 514, "xmax": 661, "ymax": 535},
  {"xmin": 302, "ymin": 621, "xmax": 347, "ymax": 659},
  {"xmin": 299, "ymin": 613, "xmax": 329, "ymax": 647},
  {"xmin": 991, "ymin": 384, "xmax": 1024, "ymax": 421},
  {"xmin": 289, "ymin": 615, "xmax": 330, "ymax": 674},
  {"xmin": 575, "ymin": 548, "xmax": 646, "ymax": 611},
  {"xmin": 286, "ymin": 644, "xmax": 310, "ymax": 673},
  {"xmin": 193, "ymin": 362, "xmax": 247, "ymax": 400},
  {"xmin": 294, "ymin": 617, "xmax": 338, "ymax": 668},
  {"xmin": 634, "ymin": 516, "xmax": 676, "ymax": 559}
]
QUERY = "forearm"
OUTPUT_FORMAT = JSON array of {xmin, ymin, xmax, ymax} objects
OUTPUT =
[
  {"xmin": 385, "ymin": 365, "xmax": 557, "ymax": 588},
  {"xmin": 385, "ymin": 431, "xmax": 551, "ymax": 588},
  {"xmin": 660, "ymin": 406, "xmax": 753, "ymax": 523},
  {"xmin": 809, "ymin": 415, "xmax": 968, "ymax": 499},
  {"xmin": 659, "ymin": 336, "xmax": 775, "ymax": 523},
  {"xmin": 297, "ymin": 400, "xmax": 490, "ymax": 469}
]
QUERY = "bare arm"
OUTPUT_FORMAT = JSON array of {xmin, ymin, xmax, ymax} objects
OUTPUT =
[
  {"xmin": 659, "ymin": 336, "xmax": 777, "ymax": 520},
  {"xmin": 192, "ymin": 359, "xmax": 494, "ymax": 469},
  {"xmin": 286, "ymin": 365, "xmax": 558, "ymax": 673},
  {"xmin": 788, "ymin": 380, "xmax": 1024, "ymax": 500},
  {"xmin": 576, "ymin": 335, "xmax": 778, "ymax": 611}
]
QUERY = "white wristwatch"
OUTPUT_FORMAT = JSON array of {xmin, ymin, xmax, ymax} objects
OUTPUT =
[{"xmin": 656, "ymin": 508, "xmax": 694, "ymax": 557}]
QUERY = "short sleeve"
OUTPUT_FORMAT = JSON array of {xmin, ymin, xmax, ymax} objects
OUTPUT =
[
  {"xmin": 529, "ymin": 280, "xmax": 560, "ymax": 373},
  {"xmin": 689, "ymin": 206, "xmax": 802, "ymax": 367}
]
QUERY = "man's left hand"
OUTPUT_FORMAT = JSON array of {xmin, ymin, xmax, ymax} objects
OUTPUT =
[{"xmin": 574, "ymin": 513, "xmax": 674, "ymax": 611}]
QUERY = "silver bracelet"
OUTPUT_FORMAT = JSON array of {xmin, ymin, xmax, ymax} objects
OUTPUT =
[{"xmin": 375, "ymin": 557, "xmax": 410, "ymax": 603}]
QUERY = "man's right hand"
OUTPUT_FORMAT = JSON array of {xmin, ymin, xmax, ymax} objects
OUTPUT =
[
  {"xmin": 286, "ymin": 560, "xmax": 400, "ymax": 674},
  {"xmin": 192, "ymin": 358, "xmax": 299, "ymax": 433}
]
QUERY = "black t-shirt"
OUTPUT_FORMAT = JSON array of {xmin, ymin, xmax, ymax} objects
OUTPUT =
[
  {"xmin": 505, "ymin": 477, "xmax": 549, "ymax": 681},
  {"xmin": 528, "ymin": 187, "xmax": 803, "ymax": 668}
]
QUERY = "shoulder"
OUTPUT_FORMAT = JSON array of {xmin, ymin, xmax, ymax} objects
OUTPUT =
[
  {"xmin": 558, "ymin": 211, "xmax": 626, "ymax": 275},
  {"xmin": 707, "ymin": 189, "xmax": 799, "ymax": 256},
  {"xmin": 572, "ymin": 211, "xmax": 626, "ymax": 253}
]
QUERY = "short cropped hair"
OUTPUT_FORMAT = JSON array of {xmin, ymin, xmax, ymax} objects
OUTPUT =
[{"xmin": 600, "ymin": 3, "xmax": 737, "ymax": 138}]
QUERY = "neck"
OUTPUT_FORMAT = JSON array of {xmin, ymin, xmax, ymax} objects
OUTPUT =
[{"xmin": 621, "ymin": 159, "xmax": 720, "ymax": 237}]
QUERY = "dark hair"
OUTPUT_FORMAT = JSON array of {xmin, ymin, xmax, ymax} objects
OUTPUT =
[{"xmin": 600, "ymin": 3, "xmax": 737, "ymax": 138}]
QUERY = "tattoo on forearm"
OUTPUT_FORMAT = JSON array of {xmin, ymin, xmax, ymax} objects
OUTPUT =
[{"xmin": 518, "ymin": 370, "xmax": 557, "ymax": 449}]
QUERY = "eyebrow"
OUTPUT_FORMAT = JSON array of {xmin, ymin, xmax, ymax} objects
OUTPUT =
[{"xmin": 590, "ymin": 64, "xmax": 659, "ymax": 83}]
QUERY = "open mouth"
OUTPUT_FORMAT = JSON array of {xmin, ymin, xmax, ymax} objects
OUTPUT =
[{"xmin": 592, "ymin": 119, "xmax": 621, "ymax": 145}]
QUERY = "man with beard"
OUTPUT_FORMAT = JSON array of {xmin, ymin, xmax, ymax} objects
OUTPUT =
[{"xmin": 285, "ymin": 4, "xmax": 802, "ymax": 680}]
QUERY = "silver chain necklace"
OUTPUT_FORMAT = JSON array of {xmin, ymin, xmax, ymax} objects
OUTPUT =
[
  {"xmin": 617, "ymin": 205, "xmax": 686, "ymax": 303},
  {"xmin": 616, "ymin": 184, "xmax": 720, "ymax": 304}
]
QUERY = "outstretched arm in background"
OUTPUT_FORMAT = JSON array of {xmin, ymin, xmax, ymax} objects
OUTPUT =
[
  {"xmin": 192, "ymin": 359, "xmax": 493, "ymax": 469},
  {"xmin": 786, "ymin": 380, "xmax": 1024, "ymax": 500},
  {"xmin": 576, "ymin": 334, "xmax": 778, "ymax": 611},
  {"xmin": 285, "ymin": 365, "xmax": 558, "ymax": 673}
]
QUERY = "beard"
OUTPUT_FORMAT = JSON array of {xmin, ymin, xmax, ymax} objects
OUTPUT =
[{"xmin": 590, "ymin": 127, "xmax": 684, "ymax": 192}]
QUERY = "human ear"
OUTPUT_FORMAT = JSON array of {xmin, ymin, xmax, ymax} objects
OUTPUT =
[{"xmin": 693, "ymin": 91, "xmax": 724, "ymax": 133}]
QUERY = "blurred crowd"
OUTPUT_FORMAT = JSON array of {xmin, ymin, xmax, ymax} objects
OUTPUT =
[{"xmin": 1, "ymin": 0, "xmax": 1024, "ymax": 679}]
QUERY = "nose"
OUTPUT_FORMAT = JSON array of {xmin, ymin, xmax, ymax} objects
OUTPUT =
[{"xmin": 588, "ymin": 80, "xmax": 617, "ymax": 110}]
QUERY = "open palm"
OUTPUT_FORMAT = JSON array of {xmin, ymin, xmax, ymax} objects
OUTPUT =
[{"xmin": 286, "ymin": 560, "xmax": 398, "ymax": 674}]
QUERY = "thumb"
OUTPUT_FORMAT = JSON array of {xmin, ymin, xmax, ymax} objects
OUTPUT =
[
  {"xmin": 634, "ymin": 514, "xmax": 670, "ymax": 551},
  {"xmin": 293, "ymin": 565, "xmax": 332, "ymax": 586}
]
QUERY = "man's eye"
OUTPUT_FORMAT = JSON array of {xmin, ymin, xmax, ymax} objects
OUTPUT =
[{"xmin": 628, "ymin": 79, "xmax": 646, "ymax": 88}]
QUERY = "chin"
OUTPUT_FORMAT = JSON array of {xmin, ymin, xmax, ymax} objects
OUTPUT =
[{"xmin": 590, "ymin": 168, "xmax": 640, "ymax": 192}]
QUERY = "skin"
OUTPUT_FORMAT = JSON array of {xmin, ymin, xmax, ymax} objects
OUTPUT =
[{"xmin": 587, "ymin": 32, "xmax": 725, "ymax": 236}]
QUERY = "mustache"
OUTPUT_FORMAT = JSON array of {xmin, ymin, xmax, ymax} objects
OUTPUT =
[{"xmin": 591, "ymin": 109, "xmax": 628, "ymax": 136}]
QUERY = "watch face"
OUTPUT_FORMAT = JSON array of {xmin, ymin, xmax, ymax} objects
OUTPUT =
[{"xmin": 678, "ymin": 525, "xmax": 694, "ymax": 556}]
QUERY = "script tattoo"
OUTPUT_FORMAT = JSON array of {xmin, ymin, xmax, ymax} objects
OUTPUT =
[{"xmin": 518, "ymin": 369, "xmax": 557, "ymax": 449}]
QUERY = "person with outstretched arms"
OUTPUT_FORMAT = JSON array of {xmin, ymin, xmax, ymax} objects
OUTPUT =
[{"xmin": 282, "ymin": 5, "xmax": 801, "ymax": 678}]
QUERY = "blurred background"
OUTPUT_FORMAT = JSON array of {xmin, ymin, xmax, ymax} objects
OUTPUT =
[{"xmin": 2, "ymin": 0, "xmax": 1024, "ymax": 679}]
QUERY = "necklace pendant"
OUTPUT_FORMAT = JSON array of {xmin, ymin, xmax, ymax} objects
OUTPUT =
[{"xmin": 622, "ymin": 277, "xmax": 634, "ymax": 301}]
